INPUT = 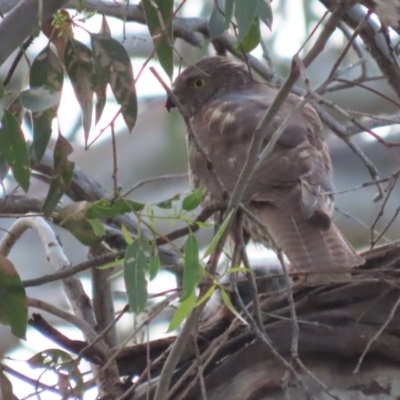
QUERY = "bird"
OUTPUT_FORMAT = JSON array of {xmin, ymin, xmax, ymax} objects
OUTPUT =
[{"xmin": 165, "ymin": 56, "xmax": 364, "ymax": 285}]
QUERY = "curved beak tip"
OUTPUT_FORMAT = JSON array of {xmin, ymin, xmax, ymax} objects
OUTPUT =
[{"xmin": 165, "ymin": 95, "xmax": 176, "ymax": 112}]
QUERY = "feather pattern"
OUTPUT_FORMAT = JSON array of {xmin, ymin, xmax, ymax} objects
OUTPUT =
[{"xmin": 167, "ymin": 56, "xmax": 365, "ymax": 285}]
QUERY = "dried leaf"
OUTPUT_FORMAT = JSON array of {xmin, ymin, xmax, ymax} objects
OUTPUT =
[
  {"xmin": 91, "ymin": 32, "xmax": 137, "ymax": 133},
  {"xmin": 29, "ymin": 46, "xmax": 63, "ymax": 162},
  {"xmin": 42, "ymin": 133, "xmax": 75, "ymax": 216},
  {"xmin": 64, "ymin": 39, "xmax": 95, "ymax": 145},
  {"xmin": 41, "ymin": 10, "xmax": 73, "ymax": 60}
]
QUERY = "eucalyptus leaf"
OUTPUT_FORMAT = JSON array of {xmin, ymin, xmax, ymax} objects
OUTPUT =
[
  {"xmin": 30, "ymin": 46, "xmax": 63, "ymax": 162},
  {"xmin": 203, "ymin": 208, "xmax": 234, "ymax": 258},
  {"xmin": 124, "ymin": 237, "xmax": 152, "ymax": 314},
  {"xmin": 237, "ymin": 16, "xmax": 261, "ymax": 53},
  {"xmin": 209, "ymin": 0, "xmax": 226, "ymax": 39},
  {"xmin": 168, "ymin": 291, "xmax": 196, "ymax": 332},
  {"xmin": 221, "ymin": 288, "xmax": 248, "ymax": 325},
  {"xmin": 225, "ymin": 0, "xmax": 235, "ymax": 29},
  {"xmin": 91, "ymin": 32, "xmax": 137, "ymax": 133},
  {"xmin": 0, "ymin": 110, "xmax": 30, "ymax": 192},
  {"xmin": 64, "ymin": 39, "xmax": 95, "ymax": 144},
  {"xmin": 182, "ymin": 188, "xmax": 202, "ymax": 211},
  {"xmin": 257, "ymin": 0, "xmax": 273, "ymax": 29},
  {"xmin": 42, "ymin": 134, "xmax": 75, "ymax": 216},
  {"xmin": 234, "ymin": 0, "xmax": 258, "ymax": 42},
  {"xmin": 0, "ymin": 255, "xmax": 27, "ymax": 339},
  {"xmin": 181, "ymin": 232, "xmax": 200, "ymax": 301},
  {"xmin": 20, "ymin": 85, "xmax": 61, "ymax": 112},
  {"xmin": 148, "ymin": 254, "xmax": 161, "ymax": 281},
  {"xmin": 142, "ymin": 0, "xmax": 174, "ymax": 79}
]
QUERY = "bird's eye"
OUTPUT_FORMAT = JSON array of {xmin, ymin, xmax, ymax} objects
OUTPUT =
[{"xmin": 193, "ymin": 79, "xmax": 205, "ymax": 88}]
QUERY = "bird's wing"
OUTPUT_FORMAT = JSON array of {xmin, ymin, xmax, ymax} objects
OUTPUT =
[{"xmin": 189, "ymin": 86, "xmax": 334, "ymax": 220}]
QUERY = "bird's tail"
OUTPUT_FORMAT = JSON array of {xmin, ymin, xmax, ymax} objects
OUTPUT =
[{"xmin": 254, "ymin": 206, "xmax": 365, "ymax": 285}]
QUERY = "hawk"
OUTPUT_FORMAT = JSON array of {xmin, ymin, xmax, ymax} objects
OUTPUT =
[{"xmin": 165, "ymin": 56, "xmax": 364, "ymax": 284}]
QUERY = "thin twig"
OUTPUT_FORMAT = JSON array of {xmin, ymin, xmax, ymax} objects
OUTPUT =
[{"xmin": 353, "ymin": 295, "xmax": 400, "ymax": 374}]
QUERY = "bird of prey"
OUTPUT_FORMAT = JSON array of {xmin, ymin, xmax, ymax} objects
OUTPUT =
[{"xmin": 165, "ymin": 56, "xmax": 364, "ymax": 284}]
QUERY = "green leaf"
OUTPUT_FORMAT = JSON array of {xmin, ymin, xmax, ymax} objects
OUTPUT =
[
  {"xmin": 86, "ymin": 198, "xmax": 145, "ymax": 219},
  {"xmin": 227, "ymin": 266, "xmax": 250, "ymax": 274},
  {"xmin": 30, "ymin": 46, "xmax": 63, "ymax": 162},
  {"xmin": 58, "ymin": 202, "xmax": 105, "ymax": 246},
  {"xmin": 203, "ymin": 208, "xmax": 234, "ymax": 258},
  {"xmin": 0, "ymin": 255, "xmax": 27, "ymax": 339},
  {"xmin": 0, "ymin": 105, "xmax": 3, "ymax": 122},
  {"xmin": 31, "ymin": 111, "xmax": 56, "ymax": 163},
  {"xmin": 20, "ymin": 85, "xmax": 61, "ymax": 112},
  {"xmin": 221, "ymin": 288, "xmax": 248, "ymax": 325},
  {"xmin": 181, "ymin": 232, "xmax": 200, "ymax": 301},
  {"xmin": 0, "ymin": 151, "xmax": 9, "ymax": 184},
  {"xmin": 64, "ymin": 39, "xmax": 95, "ymax": 145},
  {"xmin": 257, "ymin": 0, "xmax": 273, "ymax": 30},
  {"xmin": 209, "ymin": 0, "xmax": 226, "ymax": 39},
  {"xmin": 237, "ymin": 16, "xmax": 261, "ymax": 53},
  {"xmin": 225, "ymin": 0, "xmax": 235, "ymax": 29},
  {"xmin": 91, "ymin": 15, "xmax": 110, "ymax": 125},
  {"xmin": 97, "ymin": 258, "xmax": 123, "ymax": 270},
  {"xmin": 124, "ymin": 237, "xmax": 152, "ymax": 314},
  {"xmin": 42, "ymin": 133, "xmax": 75, "ymax": 216},
  {"xmin": 0, "ymin": 80, "xmax": 4, "ymax": 99},
  {"xmin": 148, "ymin": 254, "xmax": 160, "ymax": 281},
  {"xmin": 87, "ymin": 218, "xmax": 106, "ymax": 237},
  {"xmin": 0, "ymin": 110, "xmax": 30, "ymax": 192},
  {"xmin": 91, "ymin": 28, "xmax": 137, "ymax": 133},
  {"xmin": 195, "ymin": 284, "xmax": 216, "ymax": 307},
  {"xmin": 121, "ymin": 224, "xmax": 134, "ymax": 245},
  {"xmin": 94, "ymin": 75, "xmax": 107, "ymax": 125},
  {"xmin": 142, "ymin": 0, "xmax": 174, "ymax": 79},
  {"xmin": 168, "ymin": 290, "xmax": 196, "ymax": 332},
  {"xmin": 182, "ymin": 188, "xmax": 202, "ymax": 211},
  {"xmin": 234, "ymin": 0, "xmax": 258, "ymax": 42},
  {"xmin": 30, "ymin": 46, "xmax": 64, "ymax": 90},
  {"xmin": 156, "ymin": 193, "xmax": 181, "ymax": 209}
]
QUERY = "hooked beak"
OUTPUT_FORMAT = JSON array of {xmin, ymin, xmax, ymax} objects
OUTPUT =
[{"xmin": 165, "ymin": 93, "xmax": 176, "ymax": 112}]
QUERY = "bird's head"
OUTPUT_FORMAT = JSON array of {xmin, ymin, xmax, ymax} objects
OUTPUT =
[{"xmin": 165, "ymin": 56, "xmax": 252, "ymax": 117}]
